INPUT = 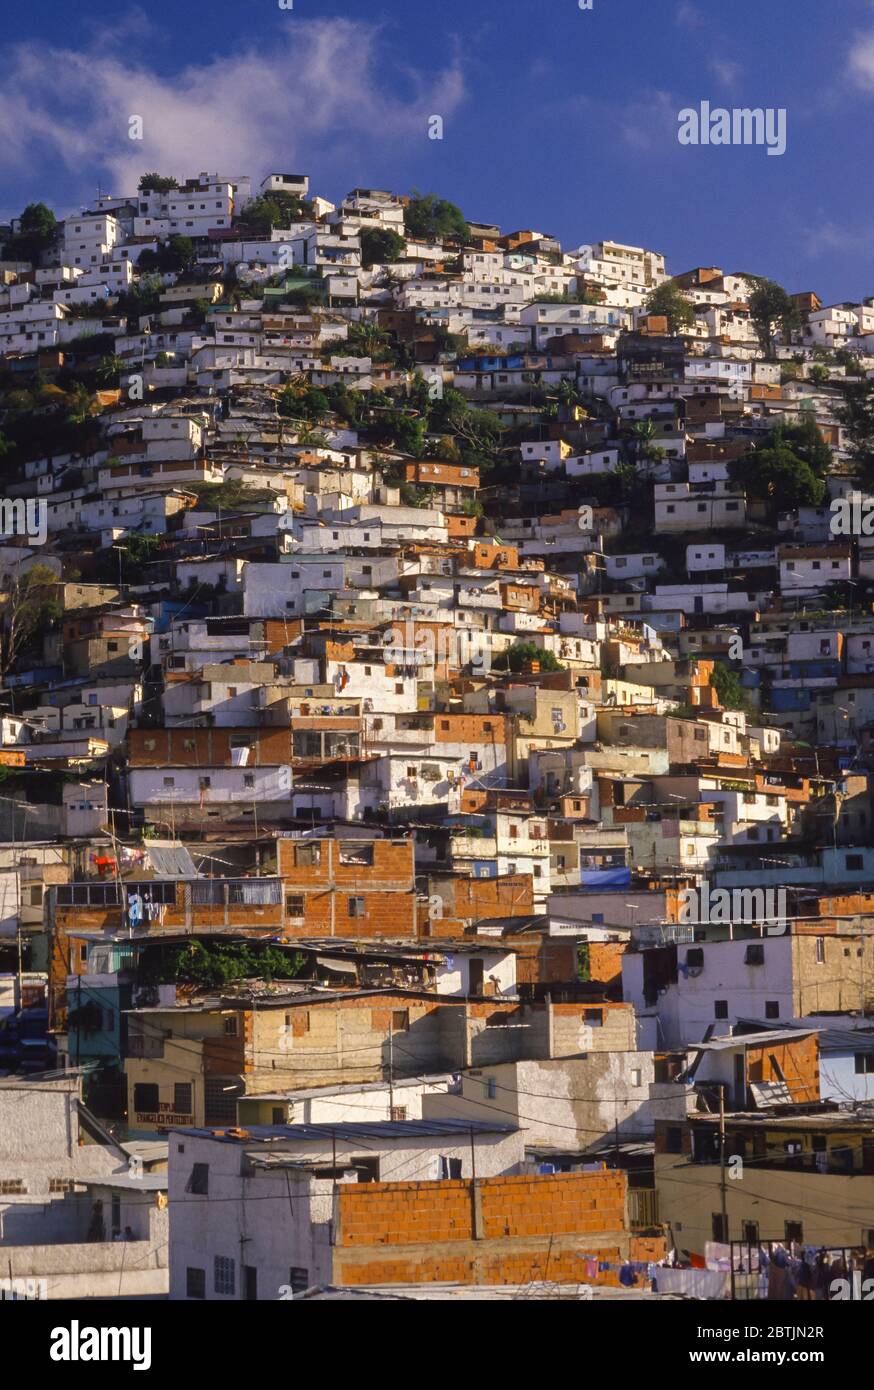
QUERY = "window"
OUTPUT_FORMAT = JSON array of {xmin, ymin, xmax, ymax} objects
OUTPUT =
[
  {"xmin": 714, "ymin": 1001, "xmax": 729, "ymax": 1019},
  {"xmin": 286, "ymin": 894, "xmax": 305, "ymax": 918},
  {"xmin": 785, "ymin": 1221, "xmax": 803, "ymax": 1244},
  {"xmin": 854, "ymin": 1053, "xmax": 874, "ymax": 1074},
  {"xmin": 174, "ymin": 1083, "xmax": 192, "ymax": 1116},
  {"xmin": 391, "ymin": 1010, "xmax": 410, "ymax": 1032},
  {"xmin": 223, "ymin": 1015, "xmax": 238, "ymax": 1036},
  {"xmin": 295, "ymin": 843, "xmax": 321, "ymax": 867},
  {"xmin": 348, "ymin": 896, "xmax": 365, "ymax": 917},
  {"xmin": 133, "ymin": 1083, "xmax": 159, "ymax": 1113},
  {"xmin": 815, "ymin": 937, "xmax": 825, "ymax": 964},
  {"xmin": 186, "ymin": 1164, "xmax": 209, "ymax": 1196},
  {"xmin": 439, "ymin": 1156, "xmax": 463, "ymax": 1179},
  {"xmin": 742, "ymin": 1221, "xmax": 760, "ymax": 1245},
  {"xmin": 186, "ymin": 1267, "xmax": 206, "ymax": 1299},
  {"xmin": 846, "ymin": 854, "xmax": 864, "ymax": 870},
  {"xmin": 744, "ymin": 944, "xmax": 765, "ymax": 965},
  {"xmin": 665, "ymin": 1129, "xmax": 683, "ymax": 1156},
  {"xmin": 583, "ymin": 1008, "xmax": 603, "ymax": 1027},
  {"xmin": 765, "ymin": 1000, "xmax": 780, "ymax": 1019},
  {"xmin": 686, "ymin": 947, "xmax": 704, "ymax": 967},
  {"xmin": 288, "ymin": 1266, "xmax": 309, "ymax": 1294},
  {"xmin": 214, "ymin": 1256, "xmax": 235, "ymax": 1296},
  {"xmin": 712, "ymin": 1213, "xmax": 728, "ymax": 1243}
]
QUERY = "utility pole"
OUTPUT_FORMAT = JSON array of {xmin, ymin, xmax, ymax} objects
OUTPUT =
[
  {"xmin": 719, "ymin": 1085, "xmax": 728, "ymax": 1246},
  {"xmin": 76, "ymin": 975, "xmax": 82, "ymax": 1068},
  {"xmin": 387, "ymin": 1019, "xmax": 394, "ymax": 1116}
]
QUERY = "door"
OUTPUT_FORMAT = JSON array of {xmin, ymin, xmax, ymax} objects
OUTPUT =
[
  {"xmin": 243, "ymin": 1265, "xmax": 258, "ymax": 1301},
  {"xmin": 468, "ymin": 959, "xmax": 485, "ymax": 995}
]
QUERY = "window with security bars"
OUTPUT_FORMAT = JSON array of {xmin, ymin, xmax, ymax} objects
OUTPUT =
[
  {"xmin": 214, "ymin": 1256, "xmax": 235, "ymax": 1296},
  {"xmin": 174, "ymin": 1083, "xmax": 193, "ymax": 1115},
  {"xmin": 205, "ymin": 1079, "xmax": 241, "ymax": 1125}
]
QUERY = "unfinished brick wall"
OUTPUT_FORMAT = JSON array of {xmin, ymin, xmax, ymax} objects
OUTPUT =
[
  {"xmin": 333, "ymin": 1171, "xmax": 638, "ymax": 1288},
  {"xmin": 129, "ymin": 727, "xmax": 292, "ymax": 766},
  {"xmin": 278, "ymin": 838, "xmax": 417, "ymax": 939},
  {"xmin": 282, "ymin": 888, "xmax": 417, "ymax": 939},
  {"xmin": 443, "ymin": 874, "xmax": 535, "ymax": 923},
  {"xmin": 587, "ymin": 941, "xmax": 627, "ymax": 988}
]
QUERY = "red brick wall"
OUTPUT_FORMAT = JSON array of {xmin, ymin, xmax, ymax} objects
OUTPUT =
[
  {"xmin": 129, "ymin": 727, "xmax": 292, "ymax": 766},
  {"xmin": 333, "ymin": 1171, "xmax": 640, "ymax": 1288}
]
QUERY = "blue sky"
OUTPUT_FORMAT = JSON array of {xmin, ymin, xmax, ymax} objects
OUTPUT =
[{"xmin": 1, "ymin": 0, "xmax": 873, "ymax": 302}]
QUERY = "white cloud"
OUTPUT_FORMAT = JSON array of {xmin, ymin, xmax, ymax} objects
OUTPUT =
[
  {"xmin": 619, "ymin": 91, "xmax": 678, "ymax": 152},
  {"xmin": 709, "ymin": 59, "xmax": 742, "ymax": 92},
  {"xmin": 675, "ymin": 3, "xmax": 704, "ymax": 27},
  {"xmin": 849, "ymin": 30, "xmax": 874, "ymax": 91},
  {"xmin": 803, "ymin": 221, "xmax": 871, "ymax": 258},
  {"xmin": 0, "ymin": 19, "xmax": 466, "ymax": 201}
]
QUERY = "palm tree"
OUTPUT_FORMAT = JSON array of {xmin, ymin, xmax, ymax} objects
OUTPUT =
[
  {"xmin": 65, "ymin": 383, "xmax": 94, "ymax": 423},
  {"xmin": 96, "ymin": 355, "xmax": 123, "ymax": 387},
  {"xmin": 557, "ymin": 378, "xmax": 581, "ymax": 408},
  {"xmin": 349, "ymin": 321, "xmax": 389, "ymax": 357}
]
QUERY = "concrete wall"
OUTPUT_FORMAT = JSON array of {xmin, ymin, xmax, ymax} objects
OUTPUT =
[
  {"xmin": 3, "ymin": 1237, "xmax": 167, "ymax": 1299},
  {"xmin": 0, "ymin": 1079, "xmax": 123, "ymax": 1203},
  {"xmin": 656, "ymin": 1155, "xmax": 874, "ymax": 1254},
  {"xmin": 423, "ymin": 1056, "xmax": 655, "ymax": 1150}
]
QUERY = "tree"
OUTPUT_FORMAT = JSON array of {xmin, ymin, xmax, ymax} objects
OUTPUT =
[
  {"xmin": 239, "ymin": 193, "xmax": 303, "ymax": 234},
  {"xmin": 729, "ymin": 445, "xmax": 826, "ymax": 509},
  {"xmin": 405, "ymin": 191, "xmax": 469, "ymax": 244},
  {"xmin": 157, "ymin": 235, "xmax": 197, "ymax": 274},
  {"xmin": 630, "ymin": 418, "xmax": 666, "ymax": 469},
  {"xmin": 645, "ymin": 278, "xmax": 696, "ymax": 333},
  {"xmin": 65, "ymin": 383, "xmax": 96, "ymax": 424},
  {"xmin": 359, "ymin": 226, "xmax": 405, "ymax": 268},
  {"xmin": 744, "ymin": 277, "xmax": 800, "ymax": 357},
  {"xmin": 95, "ymin": 356, "xmax": 123, "ymax": 387},
  {"xmin": 493, "ymin": 642, "xmax": 564, "ymax": 673},
  {"xmin": 766, "ymin": 417, "xmax": 831, "ymax": 477},
  {"xmin": 834, "ymin": 379, "xmax": 874, "ymax": 485},
  {"xmin": 5, "ymin": 202, "xmax": 57, "ymax": 264},
  {"xmin": 145, "ymin": 939, "xmax": 305, "ymax": 989},
  {"xmin": 138, "ymin": 173, "xmax": 179, "ymax": 193},
  {"xmin": 431, "ymin": 388, "xmax": 504, "ymax": 467},
  {"xmin": 278, "ymin": 385, "xmax": 330, "ymax": 420},
  {"xmin": 345, "ymin": 320, "xmax": 391, "ymax": 359},
  {"xmin": 0, "ymin": 563, "xmax": 60, "ymax": 674},
  {"xmin": 710, "ymin": 661, "xmax": 752, "ymax": 712}
]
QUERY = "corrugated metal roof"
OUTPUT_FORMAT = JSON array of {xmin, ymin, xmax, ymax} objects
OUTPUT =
[
  {"xmin": 693, "ymin": 1028, "xmax": 817, "ymax": 1051},
  {"xmin": 185, "ymin": 1118, "xmax": 517, "ymax": 1144},
  {"xmin": 145, "ymin": 844, "xmax": 198, "ymax": 878}
]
